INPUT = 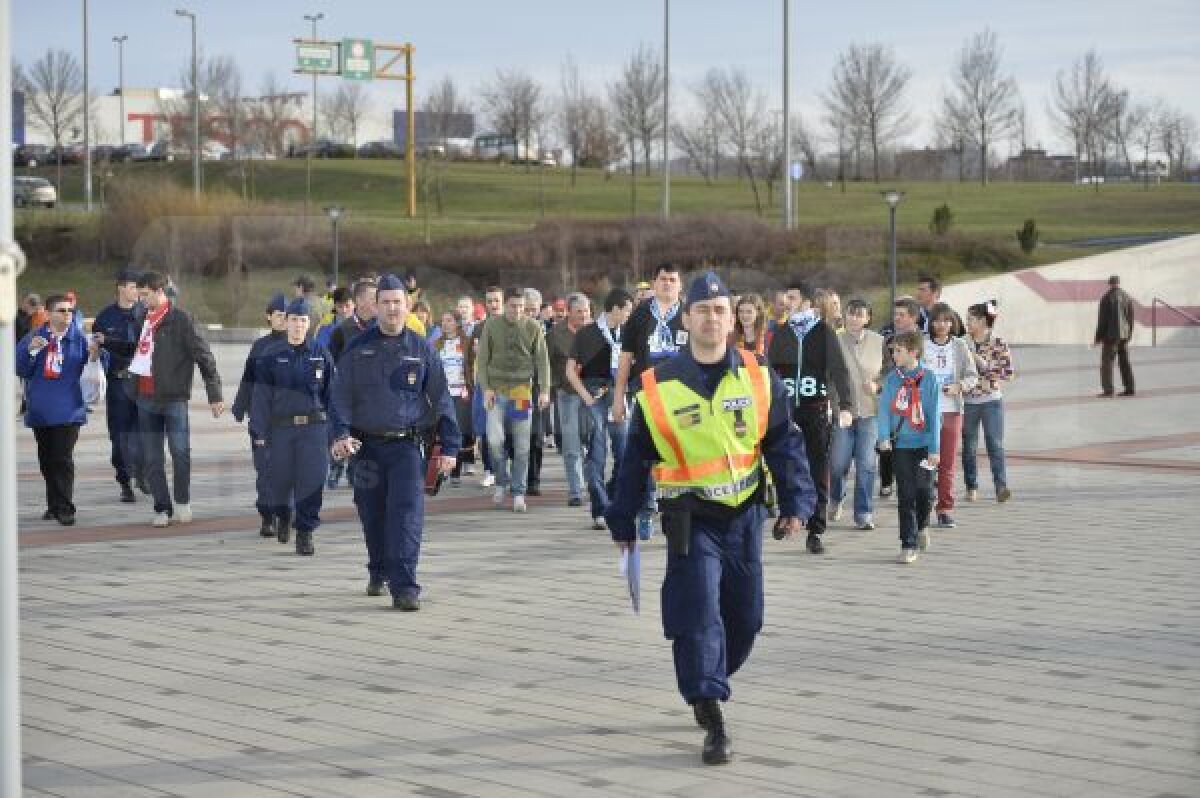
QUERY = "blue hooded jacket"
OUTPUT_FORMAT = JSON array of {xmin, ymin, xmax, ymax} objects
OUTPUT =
[{"xmin": 15, "ymin": 323, "xmax": 105, "ymax": 427}]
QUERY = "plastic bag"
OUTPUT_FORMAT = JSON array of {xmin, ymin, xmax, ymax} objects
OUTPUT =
[{"xmin": 81, "ymin": 358, "xmax": 107, "ymax": 405}]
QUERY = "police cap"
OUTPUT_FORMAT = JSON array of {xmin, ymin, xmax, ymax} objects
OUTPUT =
[{"xmin": 684, "ymin": 271, "xmax": 731, "ymax": 309}]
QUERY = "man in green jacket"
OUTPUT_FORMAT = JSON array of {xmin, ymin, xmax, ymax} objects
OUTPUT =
[{"xmin": 477, "ymin": 287, "xmax": 551, "ymax": 512}]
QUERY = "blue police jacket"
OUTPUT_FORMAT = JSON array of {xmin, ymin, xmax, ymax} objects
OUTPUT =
[
  {"xmin": 330, "ymin": 325, "xmax": 461, "ymax": 457},
  {"xmin": 231, "ymin": 330, "xmax": 286, "ymax": 428},
  {"xmin": 15, "ymin": 324, "xmax": 107, "ymax": 428},
  {"xmin": 604, "ymin": 346, "xmax": 816, "ymax": 542},
  {"xmin": 92, "ymin": 301, "xmax": 143, "ymax": 376},
  {"xmin": 249, "ymin": 337, "xmax": 335, "ymax": 437}
]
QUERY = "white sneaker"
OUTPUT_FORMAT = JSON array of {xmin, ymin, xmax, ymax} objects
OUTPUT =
[
  {"xmin": 463, "ymin": 464, "xmax": 476, "ymax": 476},
  {"xmin": 917, "ymin": 528, "xmax": 931, "ymax": 551},
  {"xmin": 898, "ymin": 548, "xmax": 918, "ymax": 564},
  {"xmin": 492, "ymin": 487, "xmax": 505, "ymax": 506},
  {"xmin": 481, "ymin": 472, "xmax": 495, "ymax": 488},
  {"xmin": 855, "ymin": 515, "xmax": 875, "ymax": 530},
  {"xmin": 513, "ymin": 495, "xmax": 527, "ymax": 513},
  {"xmin": 965, "ymin": 488, "xmax": 979, "ymax": 502},
  {"xmin": 829, "ymin": 499, "xmax": 844, "ymax": 522},
  {"xmin": 173, "ymin": 503, "xmax": 192, "ymax": 524},
  {"xmin": 592, "ymin": 516, "xmax": 607, "ymax": 530},
  {"xmin": 151, "ymin": 512, "xmax": 170, "ymax": 528}
]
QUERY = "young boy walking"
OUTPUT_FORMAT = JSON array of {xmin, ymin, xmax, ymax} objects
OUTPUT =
[{"xmin": 877, "ymin": 331, "xmax": 941, "ymax": 564}]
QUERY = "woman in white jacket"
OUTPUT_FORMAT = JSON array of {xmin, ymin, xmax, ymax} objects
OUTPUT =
[{"xmin": 925, "ymin": 303, "xmax": 979, "ymax": 529}]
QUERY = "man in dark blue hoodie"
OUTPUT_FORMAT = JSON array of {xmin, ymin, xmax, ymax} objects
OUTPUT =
[{"xmin": 92, "ymin": 269, "xmax": 145, "ymax": 502}]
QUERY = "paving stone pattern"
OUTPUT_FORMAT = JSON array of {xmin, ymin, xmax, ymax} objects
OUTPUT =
[{"xmin": 15, "ymin": 344, "xmax": 1200, "ymax": 797}]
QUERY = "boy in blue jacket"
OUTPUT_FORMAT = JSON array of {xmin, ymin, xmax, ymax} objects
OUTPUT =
[
  {"xmin": 877, "ymin": 330, "xmax": 941, "ymax": 563},
  {"xmin": 16, "ymin": 293, "xmax": 106, "ymax": 525}
]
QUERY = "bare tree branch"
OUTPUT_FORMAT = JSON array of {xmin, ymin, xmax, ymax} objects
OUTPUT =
[{"xmin": 942, "ymin": 29, "xmax": 1018, "ymax": 185}]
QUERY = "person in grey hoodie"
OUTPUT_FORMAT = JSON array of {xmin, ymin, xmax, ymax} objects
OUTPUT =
[{"xmin": 924, "ymin": 303, "xmax": 978, "ymax": 529}]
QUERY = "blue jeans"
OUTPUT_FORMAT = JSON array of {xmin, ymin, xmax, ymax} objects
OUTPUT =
[
  {"xmin": 136, "ymin": 399, "xmax": 191, "ymax": 515},
  {"xmin": 582, "ymin": 382, "xmax": 628, "ymax": 518},
  {"xmin": 556, "ymin": 392, "xmax": 585, "ymax": 499},
  {"xmin": 487, "ymin": 393, "xmax": 532, "ymax": 497},
  {"xmin": 830, "ymin": 417, "xmax": 878, "ymax": 522},
  {"xmin": 962, "ymin": 400, "xmax": 1007, "ymax": 491}
]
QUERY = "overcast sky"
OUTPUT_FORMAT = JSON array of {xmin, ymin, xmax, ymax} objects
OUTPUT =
[{"xmin": 14, "ymin": 0, "xmax": 1200, "ymax": 154}]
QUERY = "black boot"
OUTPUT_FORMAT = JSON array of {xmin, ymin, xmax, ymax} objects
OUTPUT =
[
  {"xmin": 695, "ymin": 700, "xmax": 732, "ymax": 765},
  {"xmin": 295, "ymin": 529, "xmax": 314, "ymax": 556},
  {"xmin": 366, "ymin": 579, "xmax": 386, "ymax": 597},
  {"xmin": 806, "ymin": 532, "xmax": 825, "ymax": 555},
  {"xmin": 119, "ymin": 482, "xmax": 136, "ymax": 503},
  {"xmin": 274, "ymin": 517, "xmax": 290, "ymax": 544},
  {"xmin": 258, "ymin": 517, "xmax": 274, "ymax": 538}
]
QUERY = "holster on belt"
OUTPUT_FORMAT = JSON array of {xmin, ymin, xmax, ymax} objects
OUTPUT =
[{"xmin": 659, "ymin": 499, "xmax": 693, "ymax": 558}]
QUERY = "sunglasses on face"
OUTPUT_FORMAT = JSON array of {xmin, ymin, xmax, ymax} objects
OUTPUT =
[{"xmin": 52, "ymin": 307, "xmax": 73, "ymax": 314}]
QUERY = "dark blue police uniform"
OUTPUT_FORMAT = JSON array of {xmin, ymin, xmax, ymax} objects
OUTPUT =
[
  {"xmin": 93, "ymin": 274, "xmax": 144, "ymax": 498},
  {"xmin": 603, "ymin": 273, "xmax": 816, "ymax": 765},
  {"xmin": 331, "ymin": 278, "xmax": 461, "ymax": 606},
  {"xmin": 249, "ymin": 299, "xmax": 335, "ymax": 555},
  {"xmin": 231, "ymin": 293, "xmax": 289, "ymax": 534}
]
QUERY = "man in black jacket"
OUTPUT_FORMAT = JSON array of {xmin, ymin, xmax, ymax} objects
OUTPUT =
[
  {"xmin": 129, "ymin": 271, "xmax": 224, "ymax": 528},
  {"xmin": 329, "ymin": 278, "xmax": 377, "ymax": 361},
  {"xmin": 767, "ymin": 281, "xmax": 854, "ymax": 554},
  {"xmin": 1094, "ymin": 275, "xmax": 1136, "ymax": 397}
]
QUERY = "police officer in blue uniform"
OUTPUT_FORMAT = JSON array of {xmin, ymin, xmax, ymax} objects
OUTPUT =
[
  {"xmin": 91, "ymin": 269, "xmax": 145, "ymax": 502},
  {"xmin": 604, "ymin": 272, "xmax": 816, "ymax": 765},
  {"xmin": 331, "ymin": 274, "xmax": 460, "ymax": 610},
  {"xmin": 250, "ymin": 298, "xmax": 335, "ymax": 556},
  {"xmin": 232, "ymin": 293, "xmax": 289, "ymax": 538}
]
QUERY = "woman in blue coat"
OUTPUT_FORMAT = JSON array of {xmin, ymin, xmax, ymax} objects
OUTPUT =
[{"xmin": 15, "ymin": 293, "xmax": 105, "ymax": 525}]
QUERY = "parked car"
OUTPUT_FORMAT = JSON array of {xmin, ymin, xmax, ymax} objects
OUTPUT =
[
  {"xmin": 42, "ymin": 144, "xmax": 86, "ymax": 165},
  {"xmin": 128, "ymin": 140, "xmax": 180, "ymax": 162},
  {"xmin": 13, "ymin": 144, "xmax": 49, "ymax": 168},
  {"xmin": 14, "ymin": 176, "xmax": 57, "ymax": 208},
  {"xmin": 288, "ymin": 138, "xmax": 355, "ymax": 159},
  {"xmin": 358, "ymin": 140, "xmax": 403, "ymax": 159}
]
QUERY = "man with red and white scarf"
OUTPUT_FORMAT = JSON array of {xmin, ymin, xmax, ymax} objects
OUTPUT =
[
  {"xmin": 130, "ymin": 271, "xmax": 224, "ymax": 528},
  {"xmin": 876, "ymin": 330, "xmax": 942, "ymax": 564}
]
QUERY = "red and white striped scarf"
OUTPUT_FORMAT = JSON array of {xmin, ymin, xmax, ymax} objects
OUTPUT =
[{"xmin": 891, "ymin": 367, "xmax": 927, "ymax": 431}]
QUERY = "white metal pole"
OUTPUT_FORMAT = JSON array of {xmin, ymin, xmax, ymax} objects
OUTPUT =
[
  {"xmin": 782, "ymin": 0, "xmax": 792, "ymax": 230},
  {"xmin": 661, "ymin": 0, "xmax": 670, "ymax": 219},
  {"xmin": 114, "ymin": 36, "xmax": 127, "ymax": 145},
  {"xmin": 1, "ymin": 0, "xmax": 27, "ymax": 790},
  {"xmin": 83, "ymin": 0, "xmax": 92, "ymax": 211},
  {"xmin": 191, "ymin": 15, "xmax": 199, "ymax": 195}
]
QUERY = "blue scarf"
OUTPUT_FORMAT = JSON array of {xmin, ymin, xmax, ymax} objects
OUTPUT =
[
  {"xmin": 649, "ymin": 299, "xmax": 681, "ymax": 359},
  {"xmin": 787, "ymin": 309, "xmax": 818, "ymax": 339}
]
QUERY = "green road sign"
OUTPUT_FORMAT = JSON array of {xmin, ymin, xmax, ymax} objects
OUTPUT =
[
  {"xmin": 296, "ymin": 42, "xmax": 336, "ymax": 72},
  {"xmin": 341, "ymin": 38, "xmax": 375, "ymax": 80}
]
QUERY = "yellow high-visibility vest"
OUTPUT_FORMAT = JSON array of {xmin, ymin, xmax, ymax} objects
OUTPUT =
[{"xmin": 638, "ymin": 348, "xmax": 770, "ymax": 507}]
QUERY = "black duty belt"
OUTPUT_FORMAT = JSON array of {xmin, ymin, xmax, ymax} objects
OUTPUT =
[
  {"xmin": 275, "ymin": 412, "xmax": 328, "ymax": 427},
  {"xmin": 353, "ymin": 427, "xmax": 421, "ymax": 443}
]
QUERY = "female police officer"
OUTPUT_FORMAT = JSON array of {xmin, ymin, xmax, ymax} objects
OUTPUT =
[
  {"xmin": 605, "ymin": 271, "xmax": 816, "ymax": 765},
  {"xmin": 249, "ymin": 298, "xmax": 335, "ymax": 556},
  {"xmin": 330, "ymin": 274, "xmax": 459, "ymax": 611}
]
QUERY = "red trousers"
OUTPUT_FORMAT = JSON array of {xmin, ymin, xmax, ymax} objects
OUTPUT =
[{"xmin": 936, "ymin": 411, "xmax": 962, "ymax": 513}]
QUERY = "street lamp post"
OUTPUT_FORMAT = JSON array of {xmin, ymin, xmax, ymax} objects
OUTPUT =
[
  {"xmin": 82, "ymin": 0, "xmax": 91, "ymax": 211},
  {"xmin": 882, "ymin": 189, "xmax": 905, "ymax": 313},
  {"xmin": 661, "ymin": 0, "xmax": 670, "ymax": 219},
  {"xmin": 782, "ymin": 0, "xmax": 792, "ymax": 230},
  {"xmin": 175, "ymin": 9, "xmax": 199, "ymax": 197},
  {"xmin": 304, "ymin": 12, "xmax": 324, "ymax": 218},
  {"xmin": 325, "ymin": 206, "xmax": 343, "ymax": 288},
  {"xmin": 112, "ymin": 35, "xmax": 127, "ymax": 145}
]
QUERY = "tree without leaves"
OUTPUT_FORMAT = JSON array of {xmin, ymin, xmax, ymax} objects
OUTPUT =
[
  {"xmin": 1158, "ymin": 106, "xmax": 1196, "ymax": 181},
  {"xmin": 608, "ymin": 44, "xmax": 663, "ymax": 176},
  {"xmin": 823, "ymin": 43, "xmax": 911, "ymax": 182},
  {"xmin": 942, "ymin": 29, "xmax": 1018, "ymax": 185},
  {"xmin": 20, "ymin": 49, "xmax": 85, "ymax": 190},
  {"xmin": 706, "ymin": 67, "xmax": 771, "ymax": 214},
  {"xmin": 422, "ymin": 76, "xmax": 472, "ymax": 151},
  {"xmin": 320, "ymin": 83, "xmax": 370, "ymax": 149},
  {"xmin": 1050, "ymin": 50, "xmax": 1120, "ymax": 189},
  {"xmin": 481, "ymin": 68, "xmax": 545, "ymax": 168},
  {"xmin": 158, "ymin": 52, "xmax": 244, "ymax": 158},
  {"xmin": 247, "ymin": 72, "xmax": 297, "ymax": 157},
  {"xmin": 1125, "ymin": 100, "xmax": 1162, "ymax": 189}
]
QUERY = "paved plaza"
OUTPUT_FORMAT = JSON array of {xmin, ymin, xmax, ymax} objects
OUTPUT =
[{"xmin": 12, "ymin": 343, "xmax": 1200, "ymax": 797}]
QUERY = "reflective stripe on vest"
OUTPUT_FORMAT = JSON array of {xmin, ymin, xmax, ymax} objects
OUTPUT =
[{"xmin": 639, "ymin": 348, "xmax": 771, "ymax": 507}]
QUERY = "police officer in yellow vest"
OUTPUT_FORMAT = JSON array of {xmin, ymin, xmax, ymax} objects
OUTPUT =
[{"xmin": 604, "ymin": 271, "xmax": 816, "ymax": 765}]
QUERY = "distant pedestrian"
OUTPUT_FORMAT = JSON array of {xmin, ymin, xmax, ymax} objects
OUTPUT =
[
  {"xmin": 92, "ymin": 269, "xmax": 146, "ymax": 502},
  {"xmin": 877, "ymin": 330, "xmax": 941, "ymax": 564},
  {"xmin": 523, "ymin": 287, "xmax": 549, "ymax": 492},
  {"xmin": 292, "ymin": 274, "xmax": 327, "ymax": 332},
  {"xmin": 129, "ymin": 271, "xmax": 224, "ymax": 528},
  {"xmin": 471, "ymin": 286, "xmax": 506, "ymax": 488},
  {"xmin": 16, "ymin": 293, "xmax": 105, "ymax": 526},
  {"xmin": 329, "ymin": 278, "xmax": 377, "ymax": 362},
  {"xmin": 733, "ymin": 293, "xmax": 769, "ymax": 354},
  {"xmin": 914, "ymin": 274, "xmax": 942, "ymax": 333},
  {"xmin": 437, "ymin": 310, "xmax": 475, "ymax": 481},
  {"xmin": 876, "ymin": 297, "xmax": 923, "ymax": 499},
  {"xmin": 1094, "ymin": 275, "xmax": 1136, "ymax": 397},
  {"xmin": 547, "ymin": 292, "xmax": 591, "ymax": 507},
  {"xmin": 316, "ymin": 287, "xmax": 354, "ymax": 350},
  {"xmin": 477, "ymin": 287, "xmax": 551, "ymax": 512},
  {"xmin": 830, "ymin": 299, "xmax": 885, "ymax": 530},
  {"xmin": 963, "ymin": 301, "xmax": 1014, "ymax": 503},
  {"xmin": 925, "ymin": 303, "xmax": 979, "ymax": 529}
]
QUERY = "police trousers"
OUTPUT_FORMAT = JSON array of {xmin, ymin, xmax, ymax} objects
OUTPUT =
[
  {"xmin": 661, "ymin": 504, "xmax": 765, "ymax": 704},
  {"xmin": 269, "ymin": 423, "xmax": 328, "ymax": 533},
  {"xmin": 352, "ymin": 438, "xmax": 426, "ymax": 600}
]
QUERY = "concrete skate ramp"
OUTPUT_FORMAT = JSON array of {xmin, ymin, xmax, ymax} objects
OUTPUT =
[{"xmin": 941, "ymin": 234, "xmax": 1200, "ymax": 347}]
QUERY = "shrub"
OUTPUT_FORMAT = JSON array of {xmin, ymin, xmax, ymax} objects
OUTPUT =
[
  {"xmin": 929, "ymin": 203, "xmax": 954, "ymax": 236},
  {"xmin": 1016, "ymin": 218, "xmax": 1039, "ymax": 254}
]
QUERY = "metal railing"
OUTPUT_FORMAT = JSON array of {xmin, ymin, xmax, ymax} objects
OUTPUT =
[{"xmin": 1151, "ymin": 297, "xmax": 1200, "ymax": 347}]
